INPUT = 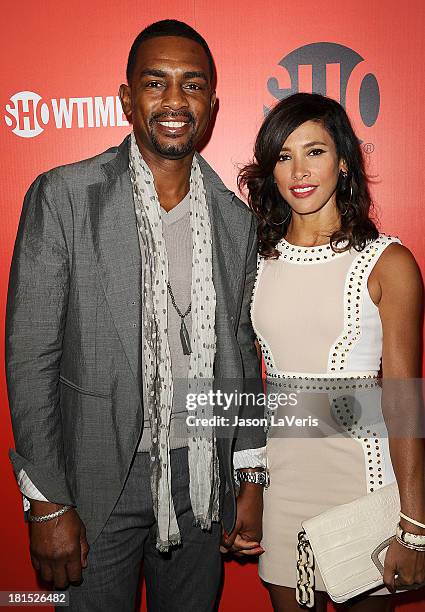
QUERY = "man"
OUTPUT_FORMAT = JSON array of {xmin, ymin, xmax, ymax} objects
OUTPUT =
[{"xmin": 6, "ymin": 20, "xmax": 266, "ymax": 612}]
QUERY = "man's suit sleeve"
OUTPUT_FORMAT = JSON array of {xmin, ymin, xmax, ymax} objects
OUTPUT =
[
  {"xmin": 234, "ymin": 210, "xmax": 266, "ymax": 453},
  {"xmin": 6, "ymin": 173, "xmax": 75, "ymax": 505},
  {"xmin": 236, "ymin": 212, "xmax": 260, "ymax": 380}
]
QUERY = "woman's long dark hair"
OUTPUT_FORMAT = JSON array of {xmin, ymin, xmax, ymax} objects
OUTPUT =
[{"xmin": 238, "ymin": 93, "xmax": 378, "ymax": 259}]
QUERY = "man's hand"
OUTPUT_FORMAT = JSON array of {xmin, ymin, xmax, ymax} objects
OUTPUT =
[
  {"xmin": 220, "ymin": 482, "xmax": 264, "ymax": 556},
  {"xmin": 29, "ymin": 501, "xmax": 89, "ymax": 588}
]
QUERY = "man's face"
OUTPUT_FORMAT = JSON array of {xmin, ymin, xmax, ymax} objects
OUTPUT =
[{"xmin": 120, "ymin": 36, "xmax": 216, "ymax": 160}]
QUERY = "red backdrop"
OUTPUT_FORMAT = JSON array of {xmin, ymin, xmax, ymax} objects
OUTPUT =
[{"xmin": 1, "ymin": 1, "xmax": 425, "ymax": 610}]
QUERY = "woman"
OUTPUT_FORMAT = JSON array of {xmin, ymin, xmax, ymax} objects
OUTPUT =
[{"xmin": 238, "ymin": 93, "xmax": 425, "ymax": 611}]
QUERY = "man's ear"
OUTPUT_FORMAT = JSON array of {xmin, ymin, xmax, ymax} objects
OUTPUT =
[
  {"xmin": 210, "ymin": 92, "xmax": 217, "ymax": 118},
  {"xmin": 119, "ymin": 84, "xmax": 132, "ymax": 122}
]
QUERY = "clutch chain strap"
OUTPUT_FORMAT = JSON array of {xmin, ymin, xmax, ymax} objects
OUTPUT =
[{"xmin": 296, "ymin": 530, "xmax": 315, "ymax": 608}]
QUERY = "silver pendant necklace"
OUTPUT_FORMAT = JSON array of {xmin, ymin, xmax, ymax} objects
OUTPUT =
[{"xmin": 167, "ymin": 281, "xmax": 192, "ymax": 355}]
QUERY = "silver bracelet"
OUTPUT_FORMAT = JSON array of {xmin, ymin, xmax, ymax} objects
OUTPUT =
[
  {"xmin": 397, "ymin": 523, "xmax": 425, "ymax": 546},
  {"xmin": 28, "ymin": 505, "xmax": 72, "ymax": 523},
  {"xmin": 396, "ymin": 535, "xmax": 425, "ymax": 552}
]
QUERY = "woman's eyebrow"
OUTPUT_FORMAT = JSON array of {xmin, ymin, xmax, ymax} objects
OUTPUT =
[{"xmin": 280, "ymin": 141, "xmax": 328, "ymax": 152}]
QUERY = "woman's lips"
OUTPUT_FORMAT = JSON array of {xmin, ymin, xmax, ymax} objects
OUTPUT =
[{"xmin": 289, "ymin": 185, "xmax": 318, "ymax": 198}]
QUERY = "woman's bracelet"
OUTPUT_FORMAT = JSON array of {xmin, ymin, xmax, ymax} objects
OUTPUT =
[
  {"xmin": 399, "ymin": 511, "xmax": 425, "ymax": 530},
  {"xmin": 28, "ymin": 504, "xmax": 72, "ymax": 523},
  {"xmin": 396, "ymin": 535, "xmax": 425, "ymax": 552},
  {"xmin": 397, "ymin": 523, "xmax": 425, "ymax": 547}
]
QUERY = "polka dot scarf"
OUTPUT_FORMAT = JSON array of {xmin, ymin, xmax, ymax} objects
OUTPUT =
[{"xmin": 128, "ymin": 133, "xmax": 220, "ymax": 552}]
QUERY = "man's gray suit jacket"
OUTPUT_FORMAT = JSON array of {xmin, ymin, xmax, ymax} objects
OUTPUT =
[{"xmin": 6, "ymin": 136, "xmax": 264, "ymax": 545}]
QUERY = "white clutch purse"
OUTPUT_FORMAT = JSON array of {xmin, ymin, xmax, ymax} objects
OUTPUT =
[{"xmin": 296, "ymin": 481, "xmax": 400, "ymax": 606}]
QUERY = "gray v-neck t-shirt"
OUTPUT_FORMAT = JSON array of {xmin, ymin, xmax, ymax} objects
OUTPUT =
[{"xmin": 138, "ymin": 193, "xmax": 192, "ymax": 452}]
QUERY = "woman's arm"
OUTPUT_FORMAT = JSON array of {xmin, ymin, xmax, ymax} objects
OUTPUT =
[{"xmin": 371, "ymin": 242, "xmax": 425, "ymax": 590}]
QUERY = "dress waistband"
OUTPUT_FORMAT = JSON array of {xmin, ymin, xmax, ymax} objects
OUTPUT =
[
  {"xmin": 266, "ymin": 370, "xmax": 378, "ymax": 380},
  {"xmin": 265, "ymin": 371, "xmax": 379, "ymax": 392}
]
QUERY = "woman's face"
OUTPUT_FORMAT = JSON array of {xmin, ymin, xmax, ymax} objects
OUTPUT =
[{"xmin": 273, "ymin": 120, "xmax": 347, "ymax": 216}]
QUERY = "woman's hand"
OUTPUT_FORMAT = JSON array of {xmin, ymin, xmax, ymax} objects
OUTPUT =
[{"xmin": 383, "ymin": 538, "xmax": 425, "ymax": 593}]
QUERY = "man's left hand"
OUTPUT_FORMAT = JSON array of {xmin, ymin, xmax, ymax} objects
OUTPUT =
[{"xmin": 220, "ymin": 482, "xmax": 264, "ymax": 556}]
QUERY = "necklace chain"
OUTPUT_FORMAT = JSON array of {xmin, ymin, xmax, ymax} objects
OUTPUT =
[{"xmin": 167, "ymin": 282, "xmax": 191, "ymax": 318}]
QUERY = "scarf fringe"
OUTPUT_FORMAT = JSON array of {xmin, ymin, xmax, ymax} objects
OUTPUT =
[
  {"xmin": 156, "ymin": 534, "xmax": 182, "ymax": 553},
  {"xmin": 192, "ymin": 512, "xmax": 221, "ymax": 531}
]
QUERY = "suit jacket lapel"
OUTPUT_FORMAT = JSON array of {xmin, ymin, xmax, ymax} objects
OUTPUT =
[
  {"xmin": 88, "ymin": 138, "xmax": 142, "ymax": 394},
  {"xmin": 87, "ymin": 143, "xmax": 250, "ymax": 397},
  {"xmin": 197, "ymin": 154, "xmax": 250, "ymax": 327}
]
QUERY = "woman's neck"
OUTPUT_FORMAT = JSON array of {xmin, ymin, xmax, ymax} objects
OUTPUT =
[{"xmin": 285, "ymin": 207, "xmax": 341, "ymax": 247}]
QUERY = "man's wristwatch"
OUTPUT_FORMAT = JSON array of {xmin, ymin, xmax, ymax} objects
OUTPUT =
[{"xmin": 235, "ymin": 469, "xmax": 270, "ymax": 488}]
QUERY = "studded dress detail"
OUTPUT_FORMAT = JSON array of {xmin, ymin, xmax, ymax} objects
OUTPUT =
[{"xmin": 251, "ymin": 234, "xmax": 400, "ymax": 591}]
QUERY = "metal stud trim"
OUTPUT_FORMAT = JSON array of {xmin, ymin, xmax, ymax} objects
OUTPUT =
[{"xmin": 327, "ymin": 235, "xmax": 401, "ymax": 373}]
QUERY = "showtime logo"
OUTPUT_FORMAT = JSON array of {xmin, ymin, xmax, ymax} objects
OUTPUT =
[
  {"xmin": 267, "ymin": 42, "xmax": 380, "ymax": 130},
  {"xmin": 4, "ymin": 91, "xmax": 129, "ymax": 138}
]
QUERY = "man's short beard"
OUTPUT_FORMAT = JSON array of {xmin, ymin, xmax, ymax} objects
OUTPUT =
[{"xmin": 149, "ymin": 130, "xmax": 196, "ymax": 159}]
